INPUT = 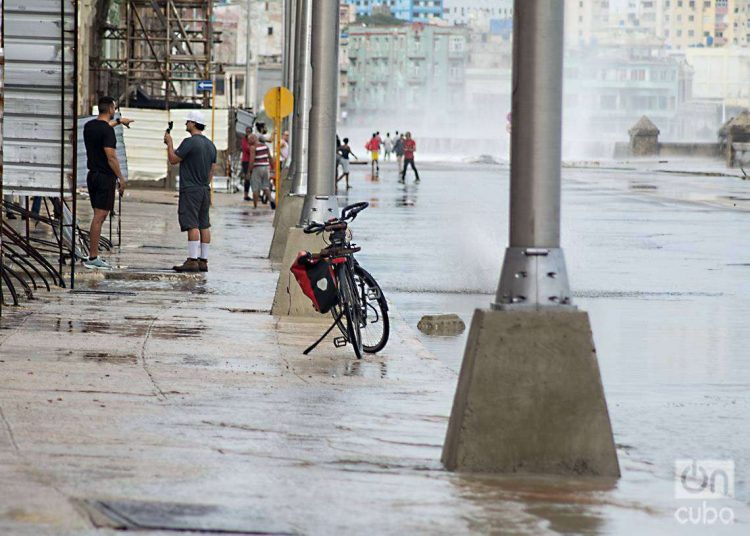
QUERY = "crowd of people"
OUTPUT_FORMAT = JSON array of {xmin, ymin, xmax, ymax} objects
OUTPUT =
[
  {"xmin": 335, "ymin": 130, "xmax": 420, "ymax": 191},
  {"xmin": 78, "ymin": 96, "xmax": 420, "ymax": 274}
]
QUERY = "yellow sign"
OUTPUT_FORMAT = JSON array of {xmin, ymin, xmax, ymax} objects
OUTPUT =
[
  {"xmin": 263, "ymin": 86, "xmax": 294, "ymax": 118},
  {"xmin": 263, "ymin": 86, "xmax": 293, "ymax": 207}
]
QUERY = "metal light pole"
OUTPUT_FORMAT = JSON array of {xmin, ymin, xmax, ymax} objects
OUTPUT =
[
  {"xmin": 282, "ymin": 0, "xmax": 296, "ymax": 148},
  {"xmin": 282, "ymin": 0, "xmax": 295, "ymax": 100},
  {"xmin": 442, "ymin": 0, "xmax": 619, "ymax": 477},
  {"xmin": 493, "ymin": 0, "xmax": 572, "ymax": 310},
  {"xmin": 299, "ymin": 0, "xmax": 339, "ymax": 224},
  {"xmin": 245, "ymin": 0, "xmax": 252, "ymax": 108},
  {"xmin": 289, "ymin": 0, "xmax": 312, "ymax": 195}
]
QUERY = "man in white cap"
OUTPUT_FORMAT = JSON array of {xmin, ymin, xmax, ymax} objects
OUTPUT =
[{"xmin": 164, "ymin": 110, "xmax": 217, "ymax": 272}]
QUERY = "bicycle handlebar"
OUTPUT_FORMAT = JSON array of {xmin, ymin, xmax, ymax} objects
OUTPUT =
[
  {"xmin": 303, "ymin": 202, "xmax": 370, "ymax": 234},
  {"xmin": 341, "ymin": 202, "xmax": 369, "ymax": 221}
]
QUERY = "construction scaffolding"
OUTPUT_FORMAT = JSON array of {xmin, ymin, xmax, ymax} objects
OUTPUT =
[{"xmin": 95, "ymin": 0, "xmax": 217, "ymax": 108}]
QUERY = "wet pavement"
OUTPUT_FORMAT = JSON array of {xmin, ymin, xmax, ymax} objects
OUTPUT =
[{"xmin": 0, "ymin": 158, "xmax": 748, "ymax": 534}]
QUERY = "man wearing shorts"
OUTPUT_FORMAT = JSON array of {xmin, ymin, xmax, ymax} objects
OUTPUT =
[
  {"xmin": 247, "ymin": 134, "xmax": 276, "ymax": 210},
  {"xmin": 367, "ymin": 133, "xmax": 380, "ymax": 175},
  {"xmin": 82, "ymin": 96, "xmax": 133, "ymax": 269},
  {"xmin": 336, "ymin": 137, "xmax": 358, "ymax": 191},
  {"xmin": 164, "ymin": 110, "xmax": 217, "ymax": 273}
]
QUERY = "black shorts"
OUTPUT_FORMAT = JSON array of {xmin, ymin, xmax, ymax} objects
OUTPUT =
[
  {"xmin": 241, "ymin": 161, "xmax": 250, "ymax": 176},
  {"xmin": 87, "ymin": 171, "xmax": 116, "ymax": 211},
  {"xmin": 178, "ymin": 187, "xmax": 211, "ymax": 232}
]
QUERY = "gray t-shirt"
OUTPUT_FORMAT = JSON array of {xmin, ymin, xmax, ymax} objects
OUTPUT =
[{"xmin": 175, "ymin": 134, "xmax": 217, "ymax": 190}]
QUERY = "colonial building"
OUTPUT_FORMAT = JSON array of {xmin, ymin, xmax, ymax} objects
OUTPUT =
[{"xmin": 346, "ymin": 23, "xmax": 467, "ymax": 118}]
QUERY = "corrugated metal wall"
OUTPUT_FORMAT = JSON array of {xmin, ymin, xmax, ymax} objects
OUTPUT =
[
  {"xmin": 119, "ymin": 107, "xmax": 229, "ymax": 182},
  {"xmin": 2, "ymin": 0, "xmax": 75, "ymax": 195}
]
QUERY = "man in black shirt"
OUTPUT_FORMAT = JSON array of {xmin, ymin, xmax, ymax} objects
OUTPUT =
[{"xmin": 82, "ymin": 96, "xmax": 133, "ymax": 270}]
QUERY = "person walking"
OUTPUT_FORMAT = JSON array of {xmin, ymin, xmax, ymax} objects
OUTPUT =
[
  {"xmin": 241, "ymin": 126, "xmax": 253, "ymax": 201},
  {"xmin": 280, "ymin": 130, "xmax": 290, "ymax": 167},
  {"xmin": 82, "ymin": 96, "xmax": 132, "ymax": 269},
  {"xmin": 366, "ymin": 133, "xmax": 380, "ymax": 175},
  {"xmin": 400, "ymin": 131, "xmax": 420, "ymax": 183},
  {"xmin": 164, "ymin": 110, "xmax": 217, "ymax": 273},
  {"xmin": 384, "ymin": 132, "xmax": 393, "ymax": 161},
  {"xmin": 337, "ymin": 137, "xmax": 358, "ymax": 191},
  {"xmin": 248, "ymin": 134, "xmax": 276, "ymax": 210},
  {"xmin": 393, "ymin": 133, "xmax": 405, "ymax": 176}
]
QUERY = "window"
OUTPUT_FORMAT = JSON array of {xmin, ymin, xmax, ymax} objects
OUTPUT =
[{"xmin": 267, "ymin": 27, "xmax": 273, "ymax": 36}]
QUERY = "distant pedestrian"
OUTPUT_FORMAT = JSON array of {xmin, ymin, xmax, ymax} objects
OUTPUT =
[
  {"xmin": 366, "ymin": 133, "xmax": 380, "ymax": 175},
  {"xmin": 336, "ymin": 134, "xmax": 343, "ymax": 177},
  {"xmin": 280, "ymin": 130, "xmax": 290, "ymax": 167},
  {"xmin": 393, "ymin": 133, "xmax": 405, "ymax": 175},
  {"xmin": 164, "ymin": 110, "xmax": 217, "ymax": 273},
  {"xmin": 82, "ymin": 96, "xmax": 133, "ymax": 270},
  {"xmin": 248, "ymin": 134, "xmax": 276, "ymax": 210},
  {"xmin": 384, "ymin": 132, "xmax": 393, "ymax": 161},
  {"xmin": 241, "ymin": 127, "xmax": 253, "ymax": 201},
  {"xmin": 400, "ymin": 131, "xmax": 420, "ymax": 183},
  {"xmin": 337, "ymin": 137, "xmax": 358, "ymax": 191}
]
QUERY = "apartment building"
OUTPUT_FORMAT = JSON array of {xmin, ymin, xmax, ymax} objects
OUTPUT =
[
  {"xmin": 345, "ymin": 0, "xmax": 444, "ymax": 22},
  {"xmin": 565, "ymin": 0, "xmax": 612, "ymax": 47},
  {"xmin": 442, "ymin": 0, "xmax": 513, "ymax": 27},
  {"xmin": 346, "ymin": 24, "xmax": 467, "ymax": 116}
]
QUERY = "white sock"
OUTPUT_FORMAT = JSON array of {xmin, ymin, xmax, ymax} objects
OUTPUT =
[
  {"xmin": 188, "ymin": 241, "xmax": 200, "ymax": 259},
  {"xmin": 200, "ymin": 243, "xmax": 209, "ymax": 260}
]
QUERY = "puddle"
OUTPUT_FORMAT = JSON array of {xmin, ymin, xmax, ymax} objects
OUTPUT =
[{"xmin": 82, "ymin": 352, "xmax": 138, "ymax": 365}]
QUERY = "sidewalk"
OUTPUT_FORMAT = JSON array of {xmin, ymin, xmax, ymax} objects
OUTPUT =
[{"xmin": 0, "ymin": 190, "xmax": 467, "ymax": 534}]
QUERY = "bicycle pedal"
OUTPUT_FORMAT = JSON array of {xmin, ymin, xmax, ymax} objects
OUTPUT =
[{"xmin": 333, "ymin": 337, "xmax": 348, "ymax": 348}]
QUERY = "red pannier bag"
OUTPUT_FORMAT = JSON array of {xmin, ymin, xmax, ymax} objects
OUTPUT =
[{"xmin": 290, "ymin": 252, "xmax": 339, "ymax": 313}]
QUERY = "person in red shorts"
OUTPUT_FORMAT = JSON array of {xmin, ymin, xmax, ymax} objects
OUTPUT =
[{"xmin": 400, "ymin": 131, "xmax": 420, "ymax": 183}]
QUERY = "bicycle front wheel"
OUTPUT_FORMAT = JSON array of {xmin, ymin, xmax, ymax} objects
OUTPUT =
[{"xmin": 353, "ymin": 265, "xmax": 389, "ymax": 353}]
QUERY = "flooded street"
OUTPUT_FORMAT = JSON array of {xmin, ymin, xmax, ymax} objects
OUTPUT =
[{"xmin": 345, "ymin": 159, "xmax": 750, "ymax": 528}]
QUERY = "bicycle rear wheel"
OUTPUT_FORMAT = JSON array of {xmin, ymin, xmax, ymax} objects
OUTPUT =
[{"xmin": 353, "ymin": 265, "xmax": 389, "ymax": 353}]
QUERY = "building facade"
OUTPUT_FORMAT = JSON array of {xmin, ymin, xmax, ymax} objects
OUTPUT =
[
  {"xmin": 442, "ymin": 0, "xmax": 513, "ymax": 27},
  {"xmin": 565, "ymin": 0, "xmax": 612, "ymax": 47},
  {"xmin": 345, "ymin": 0, "xmax": 444, "ymax": 22},
  {"xmin": 346, "ymin": 23, "xmax": 467, "ymax": 118},
  {"xmin": 609, "ymin": 0, "xmax": 750, "ymax": 48},
  {"xmin": 564, "ymin": 45, "xmax": 692, "ymax": 152}
]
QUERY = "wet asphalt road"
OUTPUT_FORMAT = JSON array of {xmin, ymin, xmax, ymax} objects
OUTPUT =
[
  {"xmin": 1, "ymin": 158, "xmax": 749, "ymax": 534},
  {"xmin": 341, "ymin": 159, "xmax": 750, "ymax": 524}
]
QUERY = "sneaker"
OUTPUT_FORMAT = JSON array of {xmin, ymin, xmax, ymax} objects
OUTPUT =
[
  {"xmin": 83, "ymin": 257, "xmax": 113, "ymax": 270},
  {"xmin": 173, "ymin": 258, "xmax": 201, "ymax": 272},
  {"xmin": 198, "ymin": 258, "xmax": 208, "ymax": 272},
  {"xmin": 415, "ymin": 178, "xmax": 421, "ymax": 183},
  {"xmin": 5, "ymin": 213, "xmax": 17, "ymax": 220},
  {"xmin": 243, "ymin": 196, "xmax": 251, "ymax": 201}
]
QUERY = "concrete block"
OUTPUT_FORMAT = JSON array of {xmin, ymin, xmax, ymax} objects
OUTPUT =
[
  {"xmin": 271, "ymin": 227, "xmax": 329, "ymax": 317},
  {"xmin": 417, "ymin": 314, "xmax": 466, "ymax": 336},
  {"xmin": 268, "ymin": 194, "xmax": 305, "ymax": 263},
  {"xmin": 442, "ymin": 309, "xmax": 620, "ymax": 477},
  {"xmin": 272, "ymin": 168, "xmax": 292, "ymax": 228}
]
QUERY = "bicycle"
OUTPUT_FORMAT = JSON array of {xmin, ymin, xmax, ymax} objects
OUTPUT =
[{"xmin": 299, "ymin": 202, "xmax": 389, "ymax": 359}]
